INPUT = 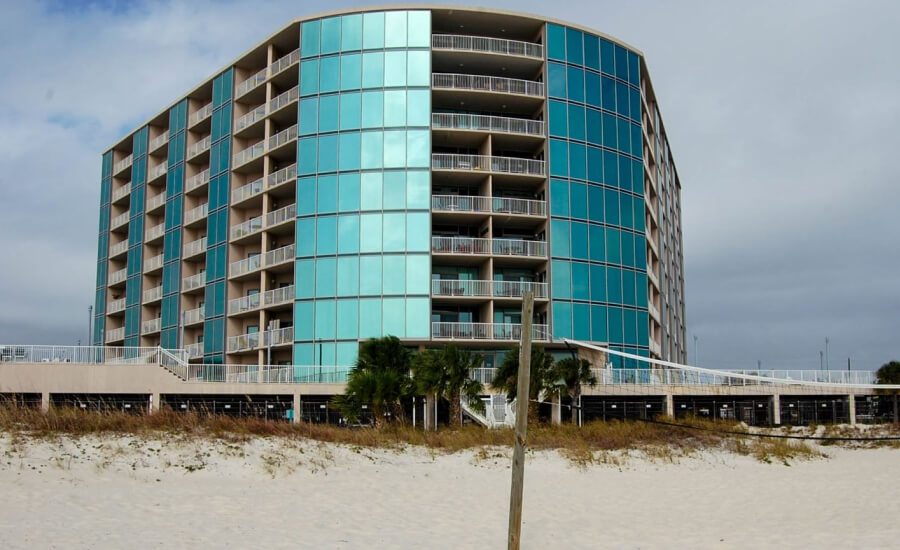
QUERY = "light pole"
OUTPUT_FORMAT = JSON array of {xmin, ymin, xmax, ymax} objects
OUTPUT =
[
  {"xmin": 88, "ymin": 305, "xmax": 93, "ymax": 347},
  {"xmin": 825, "ymin": 337, "xmax": 829, "ymax": 370},
  {"xmin": 693, "ymin": 335, "xmax": 699, "ymax": 366},
  {"xmin": 819, "ymin": 350, "xmax": 824, "ymax": 373}
]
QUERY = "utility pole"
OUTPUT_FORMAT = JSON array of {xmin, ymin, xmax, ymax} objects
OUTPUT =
[
  {"xmin": 508, "ymin": 291, "xmax": 534, "ymax": 550},
  {"xmin": 693, "ymin": 335, "xmax": 698, "ymax": 366},
  {"xmin": 88, "ymin": 305, "xmax": 93, "ymax": 347},
  {"xmin": 819, "ymin": 350, "xmax": 824, "ymax": 372},
  {"xmin": 825, "ymin": 337, "xmax": 830, "ymax": 370}
]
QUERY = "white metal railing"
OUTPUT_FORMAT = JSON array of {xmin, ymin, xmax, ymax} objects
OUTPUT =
[
  {"xmin": 431, "ymin": 236, "xmax": 546, "ymax": 258},
  {"xmin": 229, "ymin": 255, "xmax": 262, "ymax": 278},
  {"xmin": 149, "ymin": 131, "xmax": 169, "ymax": 151},
  {"xmin": 235, "ymin": 85, "xmax": 300, "ymax": 132},
  {"xmin": 265, "ymin": 203, "xmax": 295, "ymax": 228},
  {"xmin": 432, "ymin": 73, "xmax": 544, "ymax": 97},
  {"xmin": 106, "ymin": 298, "xmax": 126, "ymax": 314},
  {"xmin": 232, "ymin": 178, "xmax": 265, "ymax": 204},
  {"xmin": 431, "ymin": 279, "xmax": 548, "ymax": 299},
  {"xmin": 228, "ymin": 243, "xmax": 295, "ymax": 278},
  {"xmin": 170, "ymin": 364, "xmax": 352, "ymax": 384},
  {"xmin": 230, "ymin": 216, "xmax": 263, "ymax": 240},
  {"xmin": 492, "ymin": 280, "xmax": 548, "ymax": 298},
  {"xmin": 144, "ymin": 253, "xmax": 164, "ymax": 273},
  {"xmin": 231, "ymin": 203, "xmax": 297, "ymax": 241},
  {"xmin": 231, "ymin": 163, "xmax": 298, "ymax": 204},
  {"xmin": 143, "ymin": 285, "xmax": 163, "ymax": 303},
  {"xmin": 0, "ymin": 345, "xmax": 187, "ymax": 365},
  {"xmin": 235, "ymin": 48, "xmax": 301, "ymax": 98},
  {"xmin": 108, "ymin": 268, "xmax": 127, "ymax": 286},
  {"xmin": 264, "ymin": 243, "xmax": 294, "ymax": 268},
  {"xmin": 233, "ymin": 124, "xmax": 298, "ymax": 167},
  {"xmin": 182, "ymin": 306, "xmax": 205, "ymax": 325},
  {"xmin": 188, "ymin": 102, "xmax": 213, "ymax": 127},
  {"xmin": 431, "ymin": 195, "xmax": 546, "ymax": 216},
  {"xmin": 113, "ymin": 154, "xmax": 133, "ymax": 174},
  {"xmin": 182, "ymin": 236, "xmax": 207, "ymax": 258},
  {"xmin": 110, "ymin": 212, "xmax": 130, "ymax": 230},
  {"xmin": 431, "ymin": 322, "xmax": 549, "ymax": 341},
  {"xmin": 264, "ymin": 284, "xmax": 294, "ymax": 307},
  {"xmin": 492, "ymin": 197, "xmax": 547, "ymax": 216},
  {"xmin": 228, "ymin": 292, "xmax": 261, "ymax": 315},
  {"xmin": 227, "ymin": 331, "xmax": 260, "ymax": 353},
  {"xmin": 145, "ymin": 222, "xmax": 165, "ymax": 242},
  {"xmin": 148, "ymin": 162, "xmax": 168, "ymax": 180},
  {"xmin": 184, "ymin": 342, "xmax": 203, "ymax": 358},
  {"xmin": 431, "ymin": 153, "xmax": 545, "ymax": 176},
  {"xmin": 111, "ymin": 182, "xmax": 131, "ymax": 202},
  {"xmin": 432, "ymin": 112, "xmax": 544, "ymax": 137},
  {"xmin": 432, "ymin": 34, "xmax": 543, "ymax": 59},
  {"xmin": 141, "ymin": 318, "xmax": 161, "ymax": 335},
  {"xmin": 186, "ymin": 135, "xmax": 212, "ymax": 159},
  {"xmin": 105, "ymin": 327, "xmax": 126, "ymax": 343},
  {"xmin": 262, "ymin": 326, "xmax": 293, "ymax": 347},
  {"xmin": 184, "ymin": 203, "xmax": 209, "ymax": 225},
  {"xmin": 146, "ymin": 192, "xmax": 166, "ymax": 212},
  {"xmin": 182, "ymin": 271, "xmax": 206, "ymax": 292},
  {"xmin": 185, "ymin": 169, "xmax": 210, "ymax": 193},
  {"xmin": 109, "ymin": 240, "xmax": 128, "ymax": 257},
  {"xmin": 587, "ymin": 368, "xmax": 881, "ymax": 388}
]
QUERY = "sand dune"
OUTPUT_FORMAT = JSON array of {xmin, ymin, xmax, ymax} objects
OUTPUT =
[{"xmin": 1, "ymin": 434, "xmax": 898, "ymax": 549}]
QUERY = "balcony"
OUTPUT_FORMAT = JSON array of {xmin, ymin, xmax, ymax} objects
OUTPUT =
[
  {"xmin": 112, "ymin": 154, "xmax": 133, "ymax": 176},
  {"xmin": 186, "ymin": 135, "xmax": 212, "ymax": 160},
  {"xmin": 141, "ymin": 317, "xmax": 161, "ymax": 335},
  {"xmin": 432, "ymin": 113, "xmax": 544, "ymax": 138},
  {"xmin": 431, "ymin": 279, "xmax": 548, "ymax": 299},
  {"xmin": 183, "ymin": 306, "xmax": 205, "ymax": 326},
  {"xmin": 431, "ymin": 236, "xmax": 547, "ymax": 258},
  {"xmin": 109, "ymin": 240, "xmax": 128, "ymax": 258},
  {"xmin": 142, "ymin": 285, "xmax": 163, "ymax": 304},
  {"xmin": 234, "ymin": 85, "xmax": 299, "ymax": 133},
  {"xmin": 432, "ymin": 195, "xmax": 546, "ymax": 217},
  {"xmin": 231, "ymin": 203, "xmax": 295, "ymax": 241},
  {"xmin": 235, "ymin": 48, "xmax": 300, "ymax": 99},
  {"xmin": 182, "ymin": 272, "xmax": 206, "ymax": 292},
  {"xmin": 185, "ymin": 342, "xmax": 203, "ymax": 359},
  {"xmin": 432, "ymin": 73, "xmax": 544, "ymax": 98},
  {"xmin": 145, "ymin": 222, "xmax": 165, "ymax": 243},
  {"xmin": 111, "ymin": 182, "xmax": 131, "ymax": 203},
  {"xmin": 182, "ymin": 237, "xmax": 207, "ymax": 259},
  {"xmin": 262, "ymin": 326, "xmax": 293, "ymax": 347},
  {"xmin": 143, "ymin": 253, "xmax": 164, "ymax": 274},
  {"xmin": 431, "ymin": 322, "xmax": 549, "ymax": 341},
  {"xmin": 188, "ymin": 102, "xmax": 213, "ymax": 128},
  {"xmin": 110, "ymin": 212, "xmax": 130, "ymax": 231},
  {"xmin": 148, "ymin": 162, "xmax": 168, "ymax": 182},
  {"xmin": 227, "ymin": 331, "xmax": 259, "ymax": 353},
  {"xmin": 232, "ymin": 163, "xmax": 297, "ymax": 205},
  {"xmin": 432, "ymin": 34, "xmax": 543, "ymax": 60},
  {"xmin": 648, "ymin": 301, "xmax": 661, "ymax": 322},
  {"xmin": 185, "ymin": 168, "xmax": 210, "ymax": 194},
  {"xmin": 431, "ymin": 154, "xmax": 545, "ymax": 178},
  {"xmin": 106, "ymin": 298, "xmax": 126, "ymax": 315},
  {"xmin": 228, "ymin": 243, "xmax": 295, "ymax": 279},
  {"xmin": 108, "ymin": 268, "xmax": 127, "ymax": 286},
  {"xmin": 146, "ymin": 192, "xmax": 166, "ymax": 213},
  {"xmin": 105, "ymin": 326, "xmax": 126, "ymax": 343},
  {"xmin": 232, "ymin": 124, "xmax": 298, "ymax": 168},
  {"xmin": 228, "ymin": 284, "xmax": 294, "ymax": 316},
  {"xmin": 184, "ymin": 203, "xmax": 209, "ymax": 226},
  {"xmin": 149, "ymin": 131, "xmax": 169, "ymax": 153}
]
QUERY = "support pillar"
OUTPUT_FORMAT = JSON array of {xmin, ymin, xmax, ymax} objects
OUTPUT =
[
  {"xmin": 292, "ymin": 393, "xmax": 302, "ymax": 424},
  {"xmin": 149, "ymin": 392, "xmax": 161, "ymax": 415},
  {"xmin": 41, "ymin": 391, "xmax": 50, "ymax": 413},
  {"xmin": 551, "ymin": 394, "xmax": 562, "ymax": 425},
  {"xmin": 847, "ymin": 394, "xmax": 856, "ymax": 427},
  {"xmin": 424, "ymin": 393, "xmax": 436, "ymax": 430},
  {"xmin": 894, "ymin": 394, "xmax": 899, "ymax": 424},
  {"xmin": 771, "ymin": 393, "xmax": 781, "ymax": 426},
  {"xmin": 664, "ymin": 392, "xmax": 674, "ymax": 418}
]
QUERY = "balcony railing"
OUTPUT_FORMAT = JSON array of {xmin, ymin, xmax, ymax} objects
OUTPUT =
[
  {"xmin": 431, "ymin": 236, "xmax": 546, "ymax": 258},
  {"xmin": 145, "ymin": 222, "xmax": 165, "ymax": 242},
  {"xmin": 111, "ymin": 182, "xmax": 131, "ymax": 202},
  {"xmin": 144, "ymin": 253, "xmax": 164, "ymax": 273},
  {"xmin": 183, "ymin": 306, "xmax": 205, "ymax": 326},
  {"xmin": 231, "ymin": 216, "xmax": 263, "ymax": 240},
  {"xmin": 182, "ymin": 272, "xmax": 206, "ymax": 292},
  {"xmin": 109, "ymin": 240, "xmax": 128, "ymax": 257},
  {"xmin": 110, "ymin": 212, "xmax": 130, "ymax": 230},
  {"xmin": 234, "ymin": 85, "xmax": 300, "ymax": 132},
  {"xmin": 232, "ymin": 163, "xmax": 297, "ymax": 204},
  {"xmin": 431, "ymin": 153, "xmax": 545, "ymax": 177},
  {"xmin": 113, "ymin": 154, "xmax": 133, "ymax": 174},
  {"xmin": 186, "ymin": 135, "xmax": 212, "ymax": 160},
  {"xmin": 108, "ymin": 268, "xmax": 127, "ymax": 286},
  {"xmin": 432, "ymin": 73, "xmax": 544, "ymax": 97},
  {"xmin": 148, "ymin": 162, "xmax": 168, "ymax": 180},
  {"xmin": 227, "ymin": 284, "xmax": 294, "ymax": 316},
  {"xmin": 431, "ymin": 322, "xmax": 549, "ymax": 341},
  {"xmin": 231, "ymin": 203, "xmax": 296, "ymax": 240},
  {"xmin": 182, "ymin": 237, "xmax": 207, "ymax": 258},
  {"xmin": 106, "ymin": 298, "xmax": 126, "ymax": 314},
  {"xmin": 105, "ymin": 327, "xmax": 126, "ymax": 343},
  {"xmin": 228, "ymin": 293, "xmax": 260, "ymax": 315},
  {"xmin": 188, "ymin": 102, "xmax": 213, "ymax": 127},
  {"xmin": 149, "ymin": 131, "xmax": 169, "ymax": 152},
  {"xmin": 235, "ymin": 48, "xmax": 301, "ymax": 98},
  {"xmin": 232, "ymin": 124, "xmax": 298, "ymax": 167},
  {"xmin": 143, "ymin": 285, "xmax": 163, "ymax": 303},
  {"xmin": 146, "ymin": 192, "xmax": 166, "ymax": 212},
  {"xmin": 431, "ymin": 280, "xmax": 547, "ymax": 299},
  {"xmin": 229, "ymin": 243, "xmax": 295, "ymax": 278},
  {"xmin": 262, "ymin": 326, "xmax": 293, "ymax": 347},
  {"xmin": 184, "ymin": 203, "xmax": 209, "ymax": 225},
  {"xmin": 185, "ymin": 169, "xmax": 210, "ymax": 193},
  {"xmin": 432, "ymin": 34, "xmax": 543, "ymax": 59},
  {"xmin": 431, "ymin": 195, "xmax": 546, "ymax": 216},
  {"xmin": 227, "ymin": 331, "xmax": 260, "ymax": 353},
  {"xmin": 432, "ymin": 112, "xmax": 544, "ymax": 137},
  {"xmin": 185, "ymin": 342, "xmax": 203, "ymax": 358},
  {"xmin": 141, "ymin": 318, "xmax": 161, "ymax": 335}
]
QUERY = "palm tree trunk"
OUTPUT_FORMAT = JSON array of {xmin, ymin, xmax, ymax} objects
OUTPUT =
[
  {"xmin": 373, "ymin": 406, "xmax": 385, "ymax": 429},
  {"xmin": 571, "ymin": 386, "xmax": 581, "ymax": 425},
  {"xmin": 449, "ymin": 389, "xmax": 462, "ymax": 428},
  {"xmin": 425, "ymin": 393, "xmax": 436, "ymax": 430}
]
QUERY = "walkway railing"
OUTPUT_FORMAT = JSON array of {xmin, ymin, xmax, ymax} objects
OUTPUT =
[
  {"xmin": 431, "ymin": 195, "xmax": 546, "ymax": 216},
  {"xmin": 432, "ymin": 113, "xmax": 544, "ymax": 137},
  {"xmin": 431, "ymin": 153, "xmax": 545, "ymax": 176},
  {"xmin": 432, "ymin": 73, "xmax": 544, "ymax": 97},
  {"xmin": 0, "ymin": 345, "xmax": 187, "ymax": 365},
  {"xmin": 431, "ymin": 322, "xmax": 550, "ymax": 341},
  {"xmin": 431, "ymin": 279, "xmax": 547, "ymax": 299},
  {"xmin": 432, "ymin": 34, "xmax": 543, "ymax": 59},
  {"xmin": 431, "ymin": 236, "xmax": 547, "ymax": 258}
]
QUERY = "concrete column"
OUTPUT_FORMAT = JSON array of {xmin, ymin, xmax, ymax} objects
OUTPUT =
[
  {"xmin": 894, "ymin": 394, "xmax": 899, "ymax": 424},
  {"xmin": 424, "ymin": 394, "xmax": 436, "ymax": 430},
  {"xmin": 41, "ymin": 391, "xmax": 50, "ymax": 413},
  {"xmin": 664, "ymin": 392, "xmax": 674, "ymax": 418},
  {"xmin": 149, "ymin": 392, "xmax": 161, "ymax": 415},
  {"xmin": 771, "ymin": 393, "xmax": 781, "ymax": 426},
  {"xmin": 847, "ymin": 394, "xmax": 856, "ymax": 427},
  {"xmin": 551, "ymin": 395, "xmax": 562, "ymax": 425},
  {"xmin": 292, "ymin": 393, "xmax": 302, "ymax": 424}
]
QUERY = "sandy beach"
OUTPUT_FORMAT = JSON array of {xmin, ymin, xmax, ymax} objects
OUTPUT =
[{"xmin": 1, "ymin": 434, "xmax": 898, "ymax": 549}]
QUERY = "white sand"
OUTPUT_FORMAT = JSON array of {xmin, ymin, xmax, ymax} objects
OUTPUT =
[{"xmin": 1, "ymin": 434, "xmax": 898, "ymax": 549}]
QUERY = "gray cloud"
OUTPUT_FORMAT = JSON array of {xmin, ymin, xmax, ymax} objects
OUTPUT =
[{"xmin": 1, "ymin": 0, "xmax": 897, "ymax": 371}]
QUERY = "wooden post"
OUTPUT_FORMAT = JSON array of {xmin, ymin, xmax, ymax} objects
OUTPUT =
[{"xmin": 508, "ymin": 291, "xmax": 534, "ymax": 550}]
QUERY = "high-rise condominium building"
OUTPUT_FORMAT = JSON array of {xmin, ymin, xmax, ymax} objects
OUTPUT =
[{"xmin": 92, "ymin": 6, "xmax": 686, "ymax": 372}]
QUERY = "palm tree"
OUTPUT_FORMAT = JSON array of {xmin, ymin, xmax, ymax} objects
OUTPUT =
[
  {"xmin": 335, "ymin": 336, "xmax": 413, "ymax": 428},
  {"xmin": 551, "ymin": 357, "xmax": 597, "ymax": 425},
  {"xmin": 413, "ymin": 346, "xmax": 485, "ymax": 428},
  {"xmin": 491, "ymin": 345, "xmax": 555, "ymax": 422},
  {"xmin": 876, "ymin": 361, "xmax": 900, "ymax": 423}
]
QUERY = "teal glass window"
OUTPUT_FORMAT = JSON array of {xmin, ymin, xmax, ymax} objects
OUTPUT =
[
  {"xmin": 600, "ymin": 39, "xmax": 615, "ymax": 75},
  {"xmin": 621, "ymin": 231, "xmax": 635, "ymax": 267},
  {"xmin": 591, "ymin": 305, "xmax": 608, "ymax": 342},
  {"xmin": 550, "ymin": 178, "xmax": 569, "ymax": 217},
  {"xmin": 315, "ymin": 299, "xmax": 336, "ymax": 339},
  {"xmin": 382, "ymin": 212, "xmax": 406, "ymax": 251},
  {"xmin": 565, "ymin": 28, "xmax": 583, "ymax": 65},
  {"xmin": 584, "ymin": 33, "xmax": 600, "ymax": 70},
  {"xmin": 552, "ymin": 301, "xmax": 573, "ymax": 339},
  {"xmin": 296, "ymin": 218, "xmax": 315, "ymax": 257},
  {"xmin": 315, "ymin": 257, "xmax": 336, "ymax": 297},
  {"xmin": 297, "ymin": 176, "xmax": 316, "ymax": 215},
  {"xmin": 585, "ymin": 71, "xmax": 601, "ymax": 108},
  {"xmin": 363, "ymin": 12, "xmax": 385, "ymax": 49},
  {"xmin": 318, "ymin": 95, "xmax": 339, "ymax": 133},
  {"xmin": 339, "ymin": 92, "xmax": 361, "ymax": 130},
  {"xmin": 295, "ymin": 259, "xmax": 314, "ymax": 298},
  {"xmin": 337, "ymin": 214, "xmax": 359, "ymax": 254},
  {"xmin": 549, "ymin": 139, "xmax": 568, "ymax": 177},
  {"xmin": 360, "ymin": 172, "xmax": 383, "ymax": 209},
  {"xmin": 571, "ymin": 221, "xmax": 588, "ymax": 260},
  {"xmin": 589, "ymin": 224, "xmax": 605, "ymax": 261},
  {"xmin": 551, "ymin": 260, "xmax": 571, "ymax": 299},
  {"xmin": 359, "ymin": 297, "xmax": 382, "ymax": 337},
  {"xmin": 406, "ymin": 171, "xmax": 430, "ymax": 209},
  {"xmin": 320, "ymin": 56, "xmax": 340, "ymax": 93},
  {"xmin": 384, "ymin": 51, "xmax": 407, "ymax": 87},
  {"xmin": 382, "ymin": 255, "xmax": 406, "ymax": 294},
  {"xmin": 299, "ymin": 97, "xmax": 318, "ymax": 135},
  {"xmin": 547, "ymin": 23, "xmax": 566, "ymax": 61},
  {"xmin": 615, "ymin": 81, "xmax": 630, "ymax": 119},
  {"xmin": 617, "ymin": 117, "xmax": 631, "ymax": 156},
  {"xmin": 573, "ymin": 302, "xmax": 591, "ymax": 341},
  {"xmin": 339, "ymin": 132, "xmax": 361, "ymax": 171},
  {"xmin": 384, "ymin": 90, "xmax": 406, "ymax": 127},
  {"xmin": 407, "ymin": 89, "xmax": 430, "ymax": 126},
  {"xmin": 383, "ymin": 171, "xmax": 406, "ymax": 210},
  {"xmin": 361, "ymin": 131, "xmax": 383, "ymax": 169},
  {"xmin": 338, "ymin": 173, "xmax": 360, "ymax": 211},
  {"xmin": 590, "ymin": 264, "xmax": 606, "ymax": 302},
  {"xmin": 361, "ymin": 90, "xmax": 384, "ymax": 128},
  {"xmin": 300, "ymin": 59, "xmax": 319, "ymax": 96},
  {"xmin": 406, "ymin": 51, "xmax": 430, "ymax": 86},
  {"xmin": 586, "ymin": 110, "xmax": 602, "ymax": 147},
  {"xmin": 382, "ymin": 297, "xmax": 405, "ymax": 336},
  {"xmin": 341, "ymin": 14, "xmax": 362, "ymax": 51},
  {"xmin": 407, "ymin": 11, "xmax": 431, "ymax": 47},
  {"xmin": 359, "ymin": 256, "xmax": 382, "ymax": 295},
  {"xmin": 636, "ymin": 273, "xmax": 648, "ymax": 305},
  {"xmin": 321, "ymin": 17, "xmax": 341, "ymax": 54},
  {"xmin": 384, "ymin": 11, "xmax": 407, "ymax": 48},
  {"xmin": 607, "ymin": 267, "xmax": 622, "ymax": 304},
  {"xmin": 406, "ymin": 297, "xmax": 430, "ymax": 338},
  {"xmin": 628, "ymin": 51, "xmax": 640, "ymax": 86},
  {"xmin": 622, "ymin": 268, "xmax": 636, "ymax": 304},
  {"xmin": 567, "ymin": 66, "xmax": 584, "ymax": 103},
  {"xmin": 614, "ymin": 45, "xmax": 628, "ymax": 81},
  {"xmin": 601, "ymin": 76, "xmax": 616, "ymax": 111},
  {"xmin": 383, "ymin": 130, "xmax": 406, "ymax": 168},
  {"xmin": 336, "ymin": 300, "xmax": 359, "ymax": 339},
  {"xmin": 570, "ymin": 182, "xmax": 587, "ymax": 219},
  {"xmin": 340, "ymin": 54, "xmax": 362, "ymax": 90},
  {"xmin": 317, "ymin": 174, "xmax": 337, "ymax": 213},
  {"xmin": 569, "ymin": 143, "xmax": 586, "ymax": 180},
  {"xmin": 406, "ymin": 130, "xmax": 429, "ymax": 168},
  {"xmin": 405, "ymin": 254, "xmax": 429, "ymax": 294},
  {"xmin": 317, "ymin": 134, "xmax": 338, "ymax": 173},
  {"xmin": 301, "ymin": 21, "xmax": 320, "ymax": 57},
  {"xmin": 406, "ymin": 213, "xmax": 430, "ymax": 252},
  {"xmin": 362, "ymin": 52, "xmax": 384, "ymax": 88},
  {"xmin": 623, "ymin": 308, "xmax": 637, "ymax": 346},
  {"xmin": 337, "ymin": 256, "xmax": 359, "ymax": 296},
  {"xmin": 633, "ymin": 197, "xmax": 645, "ymax": 232},
  {"xmin": 568, "ymin": 104, "xmax": 585, "ymax": 141},
  {"xmin": 603, "ymin": 149, "xmax": 618, "ymax": 185},
  {"xmin": 587, "ymin": 145, "xmax": 603, "ymax": 182},
  {"xmin": 620, "ymin": 194, "xmax": 634, "ymax": 228},
  {"xmin": 606, "ymin": 228, "xmax": 621, "ymax": 264},
  {"xmin": 316, "ymin": 215, "xmax": 337, "ymax": 255},
  {"xmin": 360, "ymin": 213, "xmax": 382, "ymax": 252},
  {"xmin": 548, "ymin": 100, "xmax": 567, "ymax": 137},
  {"xmin": 550, "ymin": 218, "xmax": 570, "ymax": 257},
  {"xmin": 548, "ymin": 63, "xmax": 567, "ymax": 98},
  {"xmin": 298, "ymin": 137, "xmax": 317, "ymax": 175}
]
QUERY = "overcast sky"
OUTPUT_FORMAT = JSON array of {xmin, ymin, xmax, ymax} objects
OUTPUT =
[{"xmin": 1, "ymin": 0, "xmax": 897, "ymax": 371}]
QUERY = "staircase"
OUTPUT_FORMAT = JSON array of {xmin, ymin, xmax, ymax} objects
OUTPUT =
[
  {"xmin": 156, "ymin": 348, "xmax": 189, "ymax": 381},
  {"xmin": 461, "ymin": 394, "xmax": 516, "ymax": 428}
]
